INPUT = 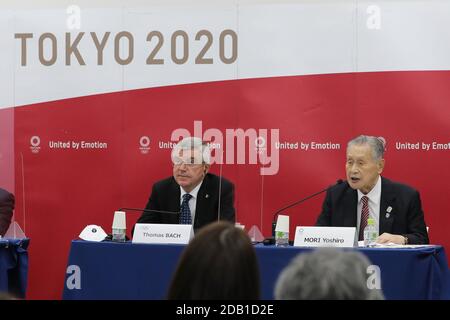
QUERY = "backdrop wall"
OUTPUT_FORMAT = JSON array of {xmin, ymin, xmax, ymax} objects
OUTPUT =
[{"xmin": 0, "ymin": 0, "xmax": 448, "ymax": 299}]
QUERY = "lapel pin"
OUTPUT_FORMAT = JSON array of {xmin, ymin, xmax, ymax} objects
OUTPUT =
[
  {"xmin": 205, "ymin": 194, "xmax": 209, "ymax": 199},
  {"xmin": 385, "ymin": 206, "xmax": 392, "ymax": 219}
]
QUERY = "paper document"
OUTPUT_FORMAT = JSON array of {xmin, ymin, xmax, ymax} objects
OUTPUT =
[{"xmin": 358, "ymin": 241, "xmax": 434, "ymax": 249}]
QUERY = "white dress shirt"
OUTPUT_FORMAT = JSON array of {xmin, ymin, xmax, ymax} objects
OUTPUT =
[{"xmin": 356, "ymin": 175, "xmax": 381, "ymax": 236}]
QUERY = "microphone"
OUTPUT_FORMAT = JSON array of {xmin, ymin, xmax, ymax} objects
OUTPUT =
[
  {"xmin": 266, "ymin": 179, "xmax": 344, "ymax": 244},
  {"xmin": 118, "ymin": 207, "xmax": 179, "ymax": 215}
]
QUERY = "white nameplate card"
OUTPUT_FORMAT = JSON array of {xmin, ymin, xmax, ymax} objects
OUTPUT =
[
  {"xmin": 132, "ymin": 223, "xmax": 193, "ymax": 244},
  {"xmin": 293, "ymin": 226, "xmax": 356, "ymax": 248}
]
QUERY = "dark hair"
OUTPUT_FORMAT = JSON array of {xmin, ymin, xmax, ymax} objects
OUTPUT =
[{"xmin": 167, "ymin": 221, "xmax": 260, "ymax": 300}]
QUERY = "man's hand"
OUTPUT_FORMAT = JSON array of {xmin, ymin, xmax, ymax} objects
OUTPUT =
[{"xmin": 376, "ymin": 233, "xmax": 406, "ymax": 245}]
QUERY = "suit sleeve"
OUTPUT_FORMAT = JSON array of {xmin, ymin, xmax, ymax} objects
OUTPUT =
[
  {"xmin": 315, "ymin": 190, "xmax": 332, "ymax": 226},
  {"xmin": 405, "ymin": 191, "xmax": 429, "ymax": 244},
  {"xmin": 136, "ymin": 185, "xmax": 160, "ymax": 224},
  {"xmin": 0, "ymin": 191, "xmax": 14, "ymax": 236},
  {"xmin": 219, "ymin": 181, "xmax": 236, "ymax": 223}
]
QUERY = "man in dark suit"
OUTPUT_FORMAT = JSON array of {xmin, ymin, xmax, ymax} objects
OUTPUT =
[
  {"xmin": 136, "ymin": 137, "xmax": 235, "ymax": 233},
  {"xmin": 316, "ymin": 135, "xmax": 428, "ymax": 245},
  {"xmin": 0, "ymin": 188, "xmax": 14, "ymax": 237}
]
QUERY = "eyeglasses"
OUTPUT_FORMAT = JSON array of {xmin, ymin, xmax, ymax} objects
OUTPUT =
[{"xmin": 173, "ymin": 157, "xmax": 204, "ymax": 167}]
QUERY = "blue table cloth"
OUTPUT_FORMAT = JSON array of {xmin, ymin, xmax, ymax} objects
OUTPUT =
[{"xmin": 63, "ymin": 240, "xmax": 450, "ymax": 300}]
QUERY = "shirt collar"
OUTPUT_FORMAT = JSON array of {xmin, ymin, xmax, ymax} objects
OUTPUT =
[
  {"xmin": 357, "ymin": 175, "xmax": 381, "ymax": 205},
  {"xmin": 180, "ymin": 180, "xmax": 203, "ymax": 200}
]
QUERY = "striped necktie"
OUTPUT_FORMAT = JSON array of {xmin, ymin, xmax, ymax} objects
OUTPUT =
[{"xmin": 359, "ymin": 195, "xmax": 369, "ymax": 241}]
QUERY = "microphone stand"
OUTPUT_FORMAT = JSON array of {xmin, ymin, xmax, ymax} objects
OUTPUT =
[
  {"xmin": 112, "ymin": 207, "xmax": 180, "ymax": 241},
  {"xmin": 118, "ymin": 207, "xmax": 179, "ymax": 215},
  {"xmin": 264, "ymin": 179, "xmax": 343, "ymax": 245}
]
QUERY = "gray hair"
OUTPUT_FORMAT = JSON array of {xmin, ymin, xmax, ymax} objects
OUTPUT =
[
  {"xmin": 347, "ymin": 135, "xmax": 386, "ymax": 160},
  {"xmin": 171, "ymin": 136, "xmax": 211, "ymax": 164},
  {"xmin": 274, "ymin": 248, "xmax": 384, "ymax": 300}
]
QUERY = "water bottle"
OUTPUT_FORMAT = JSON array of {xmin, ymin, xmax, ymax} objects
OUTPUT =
[
  {"xmin": 363, "ymin": 218, "xmax": 378, "ymax": 247},
  {"xmin": 275, "ymin": 231, "xmax": 289, "ymax": 247}
]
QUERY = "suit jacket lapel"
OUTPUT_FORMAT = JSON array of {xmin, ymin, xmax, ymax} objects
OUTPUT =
[
  {"xmin": 343, "ymin": 187, "xmax": 358, "ymax": 227},
  {"xmin": 379, "ymin": 177, "xmax": 395, "ymax": 234},
  {"xmin": 169, "ymin": 178, "xmax": 181, "ymax": 214},
  {"xmin": 195, "ymin": 175, "xmax": 209, "ymax": 228}
]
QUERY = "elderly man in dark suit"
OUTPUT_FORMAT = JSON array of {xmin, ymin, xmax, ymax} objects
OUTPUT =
[
  {"xmin": 0, "ymin": 188, "xmax": 14, "ymax": 237},
  {"xmin": 136, "ymin": 137, "xmax": 235, "ymax": 233},
  {"xmin": 316, "ymin": 135, "xmax": 428, "ymax": 245}
]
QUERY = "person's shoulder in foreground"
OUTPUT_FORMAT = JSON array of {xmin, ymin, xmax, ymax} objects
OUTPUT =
[{"xmin": 0, "ymin": 188, "xmax": 15, "ymax": 236}]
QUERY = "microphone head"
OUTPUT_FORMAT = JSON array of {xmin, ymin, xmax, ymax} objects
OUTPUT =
[{"xmin": 336, "ymin": 179, "xmax": 344, "ymax": 185}]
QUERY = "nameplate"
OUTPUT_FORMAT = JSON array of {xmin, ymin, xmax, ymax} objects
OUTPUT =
[
  {"xmin": 293, "ymin": 226, "xmax": 356, "ymax": 248},
  {"xmin": 132, "ymin": 223, "xmax": 193, "ymax": 244}
]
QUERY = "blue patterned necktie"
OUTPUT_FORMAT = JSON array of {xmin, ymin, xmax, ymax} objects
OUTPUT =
[{"xmin": 179, "ymin": 193, "xmax": 193, "ymax": 224}]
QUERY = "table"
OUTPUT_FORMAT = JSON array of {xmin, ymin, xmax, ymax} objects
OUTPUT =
[
  {"xmin": 62, "ymin": 240, "xmax": 450, "ymax": 300},
  {"xmin": 0, "ymin": 238, "xmax": 30, "ymax": 298}
]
